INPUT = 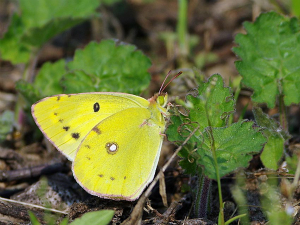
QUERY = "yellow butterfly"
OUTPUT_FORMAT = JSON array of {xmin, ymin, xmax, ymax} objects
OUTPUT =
[{"xmin": 31, "ymin": 83, "xmax": 173, "ymax": 200}]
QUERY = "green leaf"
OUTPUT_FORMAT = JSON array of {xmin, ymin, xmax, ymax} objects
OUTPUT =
[
  {"xmin": 167, "ymin": 74, "xmax": 235, "ymax": 141},
  {"xmin": 233, "ymin": 12, "xmax": 300, "ymax": 108},
  {"xmin": 186, "ymin": 74, "xmax": 235, "ymax": 131},
  {"xmin": 292, "ymin": 0, "xmax": 300, "ymax": 17},
  {"xmin": 64, "ymin": 40, "xmax": 151, "ymax": 94},
  {"xmin": 19, "ymin": 40, "xmax": 152, "ymax": 101},
  {"xmin": 20, "ymin": 0, "xmax": 100, "ymax": 28},
  {"xmin": 166, "ymin": 74, "xmax": 235, "ymax": 174},
  {"xmin": 253, "ymin": 107, "xmax": 289, "ymax": 170},
  {"xmin": 0, "ymin": 0, "xmax": 100, "ymax": 64},
  {"xmin": 0, "ymin": 110, "xmax": 14, "ymax": 143},
  {"xmin": 15, "ymin": 80, "xmax": 42, "ymax": 106},
  {"xmin": 260, "ymin": 134, "xmax": 284, "ymax": 170},
  {"xmin": 178, "ymin": 144, "xmax": 200, "ymax": 175},
  {"xmin": 21, "ymin": 17, "xmax": 88, "ymax": 48},
  {"xmin": 28, "ymin": 211, "xmax": 41, "ymax": 225},
  {"xmin": 19, "ymin": 0, "xmax": 100, "ymax": 47},
  {"xmin": 101, "ymin": 0, "xmax": 123, "ymax": 5},
  {"xmin": 34, "ymin": 60, "xmax": 66, "ymax": 97},
  {"xmin": 196, "ymin": 121, "xmax": 266, "ymax": 179},
  {"xmin": 0, "ymin": 14, "xmax": 31, "ymax": 64},
  {"xmin": 69, "ymin": 210, "xmax": 114, "ymax": 225},
  {"xmin": 286, "ymin": 154, "xmax": 298, "ymax": 174},
  {"xmin": 62, "ymin": 70, "xmax": 98, "ymax": 94},
  {"xmin": 59, "ymin": 218, "xmax": 69, "ymax": 225}
]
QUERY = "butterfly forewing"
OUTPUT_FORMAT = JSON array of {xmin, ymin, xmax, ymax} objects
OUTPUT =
[
  {"xmin": 31, "ymin": 93, "xmax": 149, "ymax": 161},
  {"xmin": 73, "ymin": 107, "xmax": 165, "ymax": 201}
]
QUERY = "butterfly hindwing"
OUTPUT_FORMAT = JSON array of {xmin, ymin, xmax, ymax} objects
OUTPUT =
[
  {"xmin": 31, "ymin": 93, "xmax": 149, "ymax": 160},
  {"xmin": 72, "ymin": 107, "xmax": 165, "ymax": 200}
]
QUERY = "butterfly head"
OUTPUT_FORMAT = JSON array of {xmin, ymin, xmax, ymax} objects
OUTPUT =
[
  {"xmin": 148, "ymin": 92, "xmax": 168, "ymax": 118},
  {"xmin": 149, "ymin": 71, "xmax": 182, "ymax": 117},
  {"xmin": 156, "ymin": 93, "xmax": 168, "ymax": 108}
]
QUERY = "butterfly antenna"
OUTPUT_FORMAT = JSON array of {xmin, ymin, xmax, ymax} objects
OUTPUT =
[
  {"xmin": 160, "ymin": 71, "xmax": 182, "ymax": 94},
  {"xmin": 159, "ymin": 70, "xmax": 172, "ymax": 94}
]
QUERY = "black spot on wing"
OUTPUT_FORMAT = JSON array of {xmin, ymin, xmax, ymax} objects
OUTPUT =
[
  {"xmin": 54, "ymin": 113, "xmax": 58, "ymax": 116},
  {"xmin": 57, "ymin": 96, "xmax": 61, "ymax": 101},
  {"xmin": 93, "ymin": 102, "xmax": 100, "ymax": 112},
  {"xmin": 86, "ymin": 157, "xmax": 90, "ymax": 160},
  {"xmin": 85, "ymin": 145, "xmax": 90, "ymax": 149},
  {"xmin": 71, "ymin": 133, "xmax": 80, "ymax": 140},
  {"xmin": 110, "ymin": 177, "xmax": 115, "ymax": 181},
  {"xmin": 63, "ymin": 126, "xmax": 70, "ymax": 131},
  {"xmin": 59, "ymin": 119, "xmax": 64, "ymax": 123},
  {"xmin": 98, "ymin": 174, "xmax": 103, "ymax": 177}
]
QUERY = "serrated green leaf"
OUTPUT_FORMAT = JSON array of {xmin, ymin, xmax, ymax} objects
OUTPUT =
[
  {"xmin": 69, "ymin": 210, "xmax": 114, "ymax": 225},
  {"xmin": 253, "ymin": 107, "xmax": 289, "ymax": 170},
  {"xmin": 19, "ymin": 40, "xmax": 151, "ymax": 99},
  {"xmin": 0, "ymin": 14, "xmax": 31, "ymax": 64},
  {"xmin": 34, "ymin": 60, "xmax": 66, "ymax": 97},
  {"xmin": 187, "ymin": 74, "xmax": 235, "ymax": 131},
  {"xmin": 15, "ymin": 80, "xmax": 41, "ymax": 106},
  {"xmin": 64, "ymin": 40, "xmax": 151, "ymax": 94},
  {"xmin": 197, "ymin": 121, "xmax": 266, "ymax": 179},
  {"xmin": 0, "ymin": 110, "xmax": 14, "ymax": 143},
  {"xmin": 167, "ymin": 114, "xmax": 189, "ymax": 143},
  {"xmin": 233, "ymin": 12, "xmax": 300, "ymax": 108},
  {"xmin": 167, "ymin": 74, "xmax": 235, "ymax": 141},
  {"xmin": 166, "ymin": 74, "xmax": 235, "ymax": 175},
  {"xmin": 178, "ymin": 144, "xmax": 200, "ymax": 175},
  {"xmin": 62, "ymin": 70, "xmax": 97, "ymax": 94}
]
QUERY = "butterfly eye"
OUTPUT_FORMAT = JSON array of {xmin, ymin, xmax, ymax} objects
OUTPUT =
[
  {"xmin": 157, "ymin": 96, "xmax": 165, "ymax": 106},
  {"xmin": 106, "ymin": 142, "xmax": 118, "ymax": 154},
  {"xmin": 157, "ymin": 94, "xmax": 168, "ymax": 107}
]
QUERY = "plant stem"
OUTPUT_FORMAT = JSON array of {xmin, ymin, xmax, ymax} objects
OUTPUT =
[
  {"xmin": 292, "ymin": 156, "xmax": 300, "ymax": 187},
  {"xmin": 177, "ymin": 0, "xmax": 188, "ymax": 56},
  {"xmin": 204, "ymin": 78, "xmax": 225, "ymax": 224},
  {"xmin": 207, "ymin": 126, "xmax": 225, "ymax": 225},
  {"xmin": 278, "ymin": 93, "xmax": 288, "ymax": 132},
  {"xmin": 14, "ymin": 49, "xmax": 39, "ymax": 129}
]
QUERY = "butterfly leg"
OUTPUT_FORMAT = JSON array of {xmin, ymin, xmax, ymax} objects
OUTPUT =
[
  {"xmin": 139, "ymin": 119, "xmax": 151, "ymax": 127},
  {"xmin": 159, "ymin": 132, "xmax": 166, "ymax": 137}
]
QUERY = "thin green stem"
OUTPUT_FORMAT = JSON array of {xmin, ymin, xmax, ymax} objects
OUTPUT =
[
  {"xmin": 207, "ymin": 126, "xmax": 224, "ymax": 225},
  {"xmin": 177, "ymin": 0, "xmax": 188, "ymax": 56},
  {"xmin": 14, "ymin": 49, "xmax": 39, "ymax": 129},
  {"xmin": 278, "ymin": 93, "xmax": 288, "ymax": 132},
  {"xmin": 203, "ymin": 79, "xmax": 225, "ymax": 224},
  {"xmin": 292, "ymin": 156, "xmax": 300, "ymax": 187}
]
